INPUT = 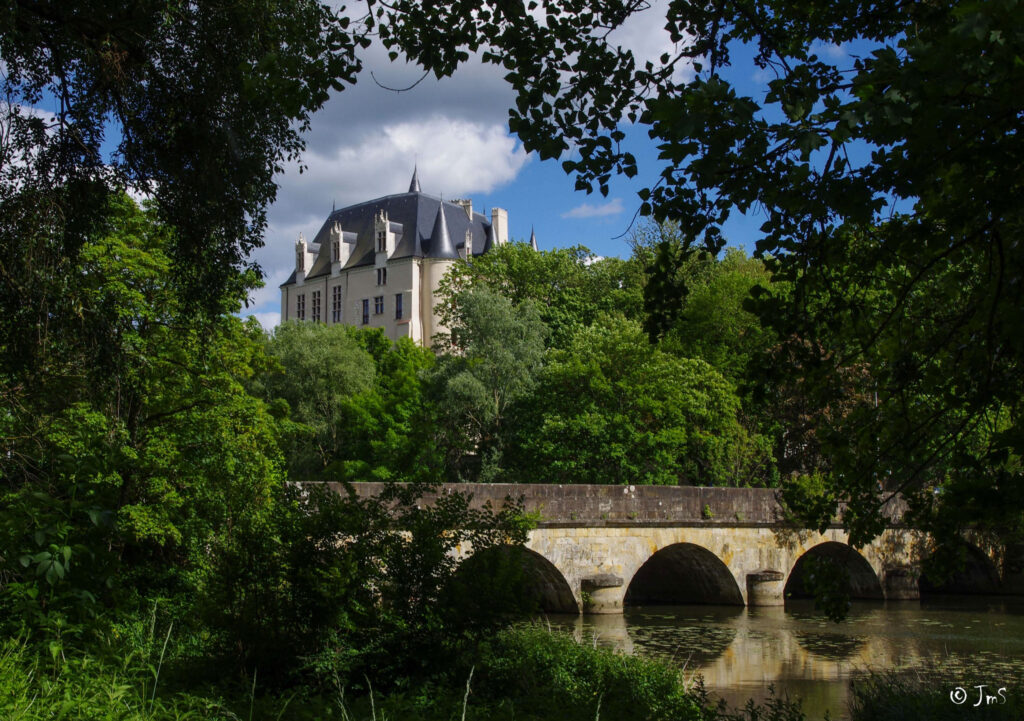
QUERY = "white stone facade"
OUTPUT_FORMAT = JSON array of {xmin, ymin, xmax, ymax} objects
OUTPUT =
[{"xmin": 279, "ymin": 170, "xmax": 509, "ymax": 347}]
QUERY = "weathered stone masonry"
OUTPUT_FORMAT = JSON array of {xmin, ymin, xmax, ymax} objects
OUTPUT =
[{"xmin": 345, "ymin": 483, "xmax": 1019, "ymax": 614}]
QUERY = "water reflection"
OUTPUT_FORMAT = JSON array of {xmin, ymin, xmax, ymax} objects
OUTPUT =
[{"xmin": 546, "ymin": 596, "xmax": 1024, "ymax": 720}]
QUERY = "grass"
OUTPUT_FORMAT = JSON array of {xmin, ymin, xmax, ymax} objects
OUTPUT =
[
  {"xmin": 848, "ymin": 661, "xmax": 1024, "ymax": 721},
  {"xmin": 0, "ymin": 626, "xmax": 816, "ymax": 721}
]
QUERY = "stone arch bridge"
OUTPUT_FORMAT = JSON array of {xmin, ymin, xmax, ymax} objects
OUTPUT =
[{"xmin": 349, "ymin": 483, "xmax": 1021, "ymax": 614}]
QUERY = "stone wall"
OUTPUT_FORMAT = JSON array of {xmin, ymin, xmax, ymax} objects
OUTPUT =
[{"xmin": 342, "ymin": 483, "xmax": 789, "ymax": 527}]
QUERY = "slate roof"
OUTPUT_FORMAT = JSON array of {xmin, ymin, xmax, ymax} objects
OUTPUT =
[{"xmin": 282, "ymin": 189, "xmax": 494, "ymax": 286}]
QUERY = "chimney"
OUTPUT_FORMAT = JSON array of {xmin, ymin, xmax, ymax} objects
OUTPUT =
[
  {"xmin": 453, "ymin": 198, "xmax": 473, "ymax": 219},
  {"xmin": 490, "ymin": 207, "xmax": 508, "ymax": 246}
]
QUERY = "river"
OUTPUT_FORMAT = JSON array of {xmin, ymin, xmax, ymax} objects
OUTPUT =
[{"xmin": 549, "ymin": 596, "xmax": 1024, "ymax": 719}]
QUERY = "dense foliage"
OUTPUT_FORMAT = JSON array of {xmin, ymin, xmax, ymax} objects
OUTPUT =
[
  {"xmin": 428, "ymin": 239, "xmax": 777, "ymax": 485},
  {"xmin": 6, "ymin": 0, "xmax": 1021, "ymax": 711},
  {"xmin": 510, "ymin": 316, "xmax": 772, "ymax": 486},
  {"xmin": 0, "ymin": 198, "xmax": 531, "ymax": 688},
  {"xmin": 369, "ymin": 0, "xmax": 1024, "ymax": 577},
  {"xmin": 257, "ymin": 321, "xmax": 439, "ymax": 483},
  {"xmin": 436, "ymin": 242, "xmax": 645, "ymax": 347},
  {"xmin": 0, "ymin": 0, "xmax": 362, "ymax": 313}
]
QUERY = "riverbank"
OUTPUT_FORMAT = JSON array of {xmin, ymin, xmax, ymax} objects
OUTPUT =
[
  {"xmin": 0, "ymin": 626, "xmax": 802, "ymax": 721},
  {"xmin": 3, "ymin": 624, "xmax": 1021, "ymax": 721}
]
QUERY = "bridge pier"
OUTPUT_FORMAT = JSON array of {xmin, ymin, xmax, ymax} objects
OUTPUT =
[
  {"xmin": 883, "ymin": 567, "xmax": 920, "ymax": 600},
  {"xmin": 746, "ymin": 570, "xmax": 786, "ymax": 606},
  {"xmin": 581, "ymin": 574, "xmax": 626, "ymax": 614}
]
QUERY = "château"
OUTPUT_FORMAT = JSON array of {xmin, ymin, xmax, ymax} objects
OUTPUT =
[{"xmin": 280, "ymin": 167, "xmax": 510, "ymax": 346}]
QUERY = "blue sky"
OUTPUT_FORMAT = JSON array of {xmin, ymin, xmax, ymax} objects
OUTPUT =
[
  {"xmin": 13, "ymin": 2, "xmax": 877, "ymax": 330},
  {"xmin": 245, "ymin": 0, "xmax": 782, "ymax": 328},
  {"xmin": 208, "ymin": 2, "xmax": 867, "ymax": 329}
]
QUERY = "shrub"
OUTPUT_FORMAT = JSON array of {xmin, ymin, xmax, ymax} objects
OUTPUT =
[{"xmin": 470, "ymin": 627, "xmax": 704, "ymax": 721}]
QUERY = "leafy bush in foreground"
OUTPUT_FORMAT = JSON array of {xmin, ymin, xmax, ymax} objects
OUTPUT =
[
  {"xmin": 0, "ymin": 639, "xmax": 236, "ymax": 721},
  {"xmin": 469, "ymin": 627, "xmax": 704, "ymax": 721}
]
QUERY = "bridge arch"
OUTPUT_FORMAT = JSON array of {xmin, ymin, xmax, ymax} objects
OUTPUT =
[
  {"xmin": 624, "ymin": 542, "xmax": 745, "ymax": 606},
  {"xmin": 785, "ymin": 541, "xmax": 884, "ymax": 600},
  {"xmin": 920, "ymin": 542, "xmax": 1001, "ymax": 595},
  {"xmin": 454, "ymin": 545, "xmax": 580, "ymax": 614}
]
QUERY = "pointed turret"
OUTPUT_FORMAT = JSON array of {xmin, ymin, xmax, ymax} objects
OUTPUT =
[
  {"xmin": 529, "ymin": 226, "xmax": 538, "ymax": 251},
  {"xmin": 409, "ymin": 165, "xmax": 421, "ymax": 193},
  {"xmin": 483, "ymin": 223, "xmax": 495, "ymax": 252},
  {"xmin": 426, "ymin": 202, "xmax": 459, "ymax": 259}
]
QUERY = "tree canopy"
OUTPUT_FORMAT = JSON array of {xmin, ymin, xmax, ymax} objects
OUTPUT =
[
  {"xmin": 509, "ymin": 315, "xmax": 773, "ymax": 486},
  {"xmin": 436, "ymin": 241, "xmax": 644, "ymax": 348},
  {"xmin": 370, "ymin": 0, "xmax": 1024, "ymax": 551},
  {"xmin": 0, "ymin": 0, "xmax": 362, "ymax": 323}
]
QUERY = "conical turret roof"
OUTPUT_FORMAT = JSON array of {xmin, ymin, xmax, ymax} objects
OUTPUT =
[
  {"xmin": 426, "ymin": 201, "xmax": 459, "ymax": 259},
  {"xmin": 409, "ymin": 165, "xmax": 421, "ymax": 193}
]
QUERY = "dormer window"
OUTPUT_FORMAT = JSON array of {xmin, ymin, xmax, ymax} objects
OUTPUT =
[
  {"xmin": 332, "ymin": 239, "xmax": 340, "ymax": 262},
  {"xmin": 377, "ymin": 230, "xmax": 387, "ymax": 253}
]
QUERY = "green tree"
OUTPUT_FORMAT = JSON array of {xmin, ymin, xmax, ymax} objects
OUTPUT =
[
  {"xmin": 256, "ymin": 323, "xmax": 439, "ymax": 482},
  {"xmin": 663, "ymin": 248, "xmax": 776, "ymax": 388},
  {"xmin": 429, "ymin": 287, "xmax": 549, "ymax": 481},
  {"xmin": 0, "ymin": 195, "xmax": 285, "ymax": 632},
  {"xmin": 0, "ymin": 0, "xmax": 362, "ymax": 321},
  {"xmin": 437, "ymin": 242, "xmax": 644, "ymax": 348},
  {"xmin": 373, "ymin": 0, "xmax": 1024, "ymax": 559},
  {"xmin": 509, "ymin": 316, "xmax": 772, "ymax": 486},
  {"xmin": 258, "ymin": 321, "xmax": 376, "ymax": 477},
  {"xmin": 336, "ymin": 331, "xmax": 441, "ymax": 483}
]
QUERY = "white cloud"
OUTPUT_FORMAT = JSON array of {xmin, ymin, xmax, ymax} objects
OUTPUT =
[
  {"xmin": 251, "ymin": 43, "xmax": 530, "ymax": 328},
  {"xmin": 606, "ymin": 0, "xmax": 695, "ymax": 83},
  {"xmin": 248, "ymin": 312, "xmax": 281, "ymax": 331},
  {"xmin": 247, "ymin": 266, "xmax": 291, "ymax": 309},
  {"xmin": 561, "ymin": 197, "xmax": 624, "ymax": 219},
  {"xmin": 813, "ymin": 41, "xmax": 849, "ymax": 60},
  {"xmin": 267, "ymin": 115, "xmax": 528, "ymax": 234}
]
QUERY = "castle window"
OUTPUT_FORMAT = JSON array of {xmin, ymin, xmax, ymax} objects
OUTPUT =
[
  {"xmin": 376, "ymin": 267, "xmax": 387, "ymax": 286},
  {"xmin": 395, "ymin": 293, "xmax": 403, "ymax": 320},
  {"xmin": 374, "ymin": 296, "xmax": 384, "ymax": 314},
  {"xmin": 332, "ymin": 286, "xmax": 342, "ymax": 322},
  {"xmin": 332, "ymin": 239, "xmax": 340, "ymax": 262},
  {"xmin": 377, "ymin": 230, "xmax": 387, "ymax": 253},
  {"xmin": 296, "ymin": 293, "xmax": 305, "ymax": 321},
  {"xmin": 362, "ymin": 299, "xmax": 369, "ymax": 325},
  {"xmin": 311, "ymin": 290, "xmax": 321, "ymax": 322}
]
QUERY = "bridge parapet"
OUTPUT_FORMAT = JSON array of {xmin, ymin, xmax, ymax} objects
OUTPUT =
[{"xmin": 343, "ymin": 482, "xmax": 907, "ymax": 528}]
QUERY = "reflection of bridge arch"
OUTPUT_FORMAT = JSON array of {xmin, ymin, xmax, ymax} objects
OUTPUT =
[
  {"xmin": 785, "ymin": 541, "xmax": 884, "ymax": 600},
  {"xmin": 625, "ymin": 542, "xmax": 745, "ymax": 606}
]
